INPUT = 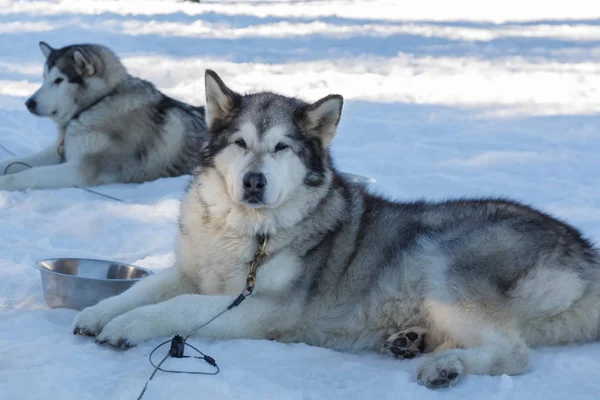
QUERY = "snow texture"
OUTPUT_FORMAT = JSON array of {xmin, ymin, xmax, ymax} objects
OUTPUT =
[{"xmin": 0, "ymin": 1, "xmax": 599, "ymax": 399}]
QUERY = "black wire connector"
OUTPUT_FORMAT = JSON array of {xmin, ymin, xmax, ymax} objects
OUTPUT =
[{"xmin": 168, "ymin": 335, "xmax": 186, "ymax": 358}]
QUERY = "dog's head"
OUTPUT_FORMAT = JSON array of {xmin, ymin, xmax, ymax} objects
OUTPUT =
[
  {"xmin": 25, "ymin": 42, "xmax": 127, "ymax": 124},
  {"xmin": 198, "ymin": 69, "xmax": 343, "ymax": 214}
]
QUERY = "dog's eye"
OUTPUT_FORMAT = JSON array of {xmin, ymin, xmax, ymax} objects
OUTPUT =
[
  {"xmin": 53, "ymin": 78, "xmax": 64, "ymax": 85},
  {"xmin": 274, "ymin": 142, "xmax": 289, "ymax": 152},
  {"xmin": 234, "ymin": 138, "xmax": 247, "ymax": 149}
]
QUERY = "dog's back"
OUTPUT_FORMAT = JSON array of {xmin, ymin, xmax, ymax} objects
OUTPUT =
[{"xmin": 69, "ymin": 75, "xmax": 206, "ymax": 184}]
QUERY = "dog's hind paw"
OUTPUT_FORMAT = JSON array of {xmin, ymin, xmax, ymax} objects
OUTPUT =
[
  {"xmin": 417, "ymin": 352, "xmax": 464, "ymax": 389},
  {"xmin": 383, "ymin": 327, "xmax": 427, "ymax": 359}
]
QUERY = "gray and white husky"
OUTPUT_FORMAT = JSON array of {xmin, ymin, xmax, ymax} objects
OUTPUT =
[
  {"xmin": 73, "ymin": 70, "xmax": 600, "ymax": 389},
  {"xmin": 0, "ymin": 42, "xmax": 206, "ymax": 191}
]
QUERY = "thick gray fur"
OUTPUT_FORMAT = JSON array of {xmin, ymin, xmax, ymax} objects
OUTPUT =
[{"xmin": 72, "ymin": 70, "xmax": 600, "ymax": 389}]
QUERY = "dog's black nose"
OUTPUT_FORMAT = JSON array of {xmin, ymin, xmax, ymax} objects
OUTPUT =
[
  {"xmin": 243, "ymin": 172, "xmax": 267, "ymax": 192},
  {"xmin": 25, "ymin": 98, "xmax": 37, "ymax": 112}
]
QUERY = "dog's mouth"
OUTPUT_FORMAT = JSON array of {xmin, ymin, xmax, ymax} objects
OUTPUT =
[
  {"xmin": 241, "ymin": 187, "xmax": 270, "ymax": 208},
  {"xmin": 242, "ymin": 194, "xmax": 266, "ymax": 208},
  {"xmin": 29, "ymin": 109, "xmax": 57, "ymax": 118}
]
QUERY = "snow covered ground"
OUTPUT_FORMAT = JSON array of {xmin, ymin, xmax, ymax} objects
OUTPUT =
[{"xmin": 1, "ymin": 0, "xmax": 600, "ymax": 399}]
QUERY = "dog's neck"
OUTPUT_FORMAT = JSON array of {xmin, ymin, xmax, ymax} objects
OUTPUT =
[
  {"xmin": 60, "ymin": 69, "xmax": 130, "ymax": 127},
  {"xmin": 74, "ymin": 91, "xmax": 115, "ymax": 122}
]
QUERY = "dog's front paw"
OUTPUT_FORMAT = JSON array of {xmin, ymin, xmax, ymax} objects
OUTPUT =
[
  {"xmin": 95, "ymin": 308, "xmax": 161, "ymax": 348},
  {"xmin": 417, "ymin": 352, "xmax": 464, "ymax": 389},
  {"xmin": 73, "ymin": 302, "xmax": 122, "ymax": 337}
]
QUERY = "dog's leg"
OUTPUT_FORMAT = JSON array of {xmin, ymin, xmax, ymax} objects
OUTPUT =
[
  {"xmin": 73, "ymin": 268, "xmax": 193, "ymax": 337},
  {"xmin": 0, "ymin": 144, "xmax": 63, "ymax": 175},
  {"xmin": 433, "ymin": 340, "xmax": 459, "ymax": 353},
  {"xmin": 0, "ymin": 162, "xmax": 91, "ymax": 191},
  {"xmin": 96, "ymin": 292, "xmax": 284, "ymax": 348},
  {"xmin": 416, "ymin": 302, "xmax": 529, "ymax": 389},
  {"xmin": 417, "ymin": 336, "xmax": 529, "ymax": 389}
]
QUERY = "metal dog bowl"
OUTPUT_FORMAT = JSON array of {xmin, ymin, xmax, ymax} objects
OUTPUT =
[
  {"xmin": 34, "ymin": 258, "xmax": 154, "ymax": 311},
  {"xmin": 339, "ymin": 172, "xmax": 376, "ymax": 188}
]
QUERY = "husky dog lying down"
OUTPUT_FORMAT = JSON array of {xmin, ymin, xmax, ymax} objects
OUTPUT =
[
  {"xmin": 73, "ymin": 70, "xmax": 600, "ymax": 389},
  {"xmin": 0, "ymin": 42, "xmax": 206, "ymax": 191}
]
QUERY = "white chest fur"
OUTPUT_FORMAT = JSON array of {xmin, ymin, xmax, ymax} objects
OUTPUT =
[
  {"xmin": 252, "ymin": 251, "xmax": 302, "ymax": 294},
  {"xmin": 177, "ymin": 230, "xmax": 302, "ymax": 296},
  {"xmin": 64, "ymin": 122, "xmax": 111, "ymax": 162}
]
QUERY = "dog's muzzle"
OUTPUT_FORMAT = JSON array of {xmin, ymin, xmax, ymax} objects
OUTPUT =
[{"xmin": 242, "ymin": 172, "xmax": 266, "ymax": 206}]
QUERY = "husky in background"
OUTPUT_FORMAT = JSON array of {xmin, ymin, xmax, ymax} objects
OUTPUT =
[
  {"xmin": 73, "ymin": 70, "xmax": 600, "ymax": 389},
  {"xmin": 0, "ymin": 42, "xmax": 206, "ymax": 191}
]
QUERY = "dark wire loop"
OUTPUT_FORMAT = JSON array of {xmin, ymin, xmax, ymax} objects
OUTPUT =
[
  {"xmin": 148, "ymin": 339, "xmax": 219, "ymax": 375},
  {"xmin": 136, "ymin": 235, "xmax": 267, "ymax": 400},
  {"xmin": 0, "ymin": 142, "xmax": 124, "ymax": 202},
  {"xmin": 3, "ymin": 161, "xmax": 32, "ymax": 175},
  {"xmin": 136, "ymin": 294, "xmax": 243, "ymax": 400},
  {"xmin": 137, "ymin": 337, "xmax": 221, "ymax": 400}
]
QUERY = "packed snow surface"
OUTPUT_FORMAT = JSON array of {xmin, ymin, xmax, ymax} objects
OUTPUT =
[{"xmin": 0, "ymin": 1, "xmax": 599, "ymax": 399}]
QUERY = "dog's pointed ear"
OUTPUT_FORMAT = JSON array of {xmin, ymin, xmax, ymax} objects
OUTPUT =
[
  {"xmin": 302, "ymin": 94, "xmax": 343, "ymax": 148},
  {"xmin": 39, "ymin": 41, "xmax": 54, "ymax": 59},
  {"xmin": 204, "ymin": 69, "xmax": 239, "ymax": 130},
  {"xmin": 73, "ymin": 48, "xmax": 96, "ymax": 76}
]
